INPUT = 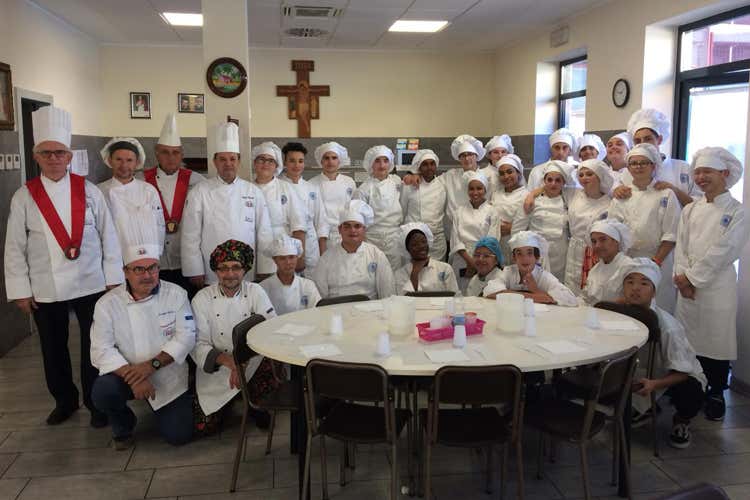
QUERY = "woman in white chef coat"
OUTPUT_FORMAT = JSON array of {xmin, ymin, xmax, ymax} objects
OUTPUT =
[
  {"xmin": 609, "ymin": 143, "xmax": 681, "ymax": 313},
  {"xmin": 449, "ymin": 171, "xmax": 496, "ymax": 291},
  {"xmin": 192, "ymin": 240, "xmax": 278, "ymax": 430},
  {"xmin": 251, "ymin": 142, "xmax": 307, "ymax": 273},
  {"xmin": 674, "ymin": 147, "xmax": 749, "ymax": 421},
  {"xmin": 260, "ymin": 236, "xmax": 322, "ymax": 314},
  {"xmin": 308, "ymin": 142, "xmax": 356, "ymax": 248},
  {"xmin": 352, "ymin": 145, "xmax": 404, "ymax": 270},
  {"xmin": 479, "ymin": 134, "xmax": 514, "ymax": 196},
  {"xmin": 393, "ymin": 222, "xmax": 458, "ymax": 295},
  {"xmin": 400, "ymin": 149, "xmax": 448, "ymax": 261},
  {"xmin": 580, "ymin": 218, "xmax": 634, "ymax": 305},
  {"xmin": 465, "ymin": 237, "xmax": 505, "ymax": 297},
  {"xmin": 574, "ymin": 134, "xmax": 606, "ymax": 163},
  {"xmin": 490, "ymin": 154, "xmax": 528, "ymax": 264},
  {"xmin": 605, "ymin": 132, "xmax": 632, "ymax": 184}
]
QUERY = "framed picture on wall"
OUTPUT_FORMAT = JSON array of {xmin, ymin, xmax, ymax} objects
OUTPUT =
[
  {"xmin": 178, "ymin": 93, "xmax": 204, "ymax": 114},
  {"xmin": 130, "ymin": 92, "xmax": 151, "ymax": 119},
  {"xmin": 0, "ymin": 62, "xmax": 14, "ymax": 131}
]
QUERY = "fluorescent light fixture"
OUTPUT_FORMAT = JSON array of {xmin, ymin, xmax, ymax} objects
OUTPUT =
[
  {"xmin": 388, "ymin": 20, "xmax": 448, "ymax": 33},
  {"xmin": 161, "ymin": 12, "xmax": 203, "ymax": 27}
]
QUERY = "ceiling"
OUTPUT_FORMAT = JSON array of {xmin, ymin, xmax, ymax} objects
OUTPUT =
[{"xmin": 32, "ymin": 0, "xmax": 604, "ymax": 51}]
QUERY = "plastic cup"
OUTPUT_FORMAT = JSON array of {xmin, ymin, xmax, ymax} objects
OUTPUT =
[
  {"xmin": 330, "ymin": 314, "xmax": 344, "ymax": 337},
  {"xmin": 453, "ymin": 324, "xmax": 467, "ymax": 348},
  {"xmin": 465, "ymin": 312, "xmax": 477, "ymax": 326},
  {"xmin": 430, "ymin": 317, "xmax": 444, "ymax": 329},
  {"xmin": 585, "ymin": 308, "xmax": 600, "ymax": 329},
  {"xmin": 376, "ymin": 331, "xmax": 391, "ymax": 357},
  {"xmin": 524, "ymin": 298, "xmax": 535, "ymax": 317},
  {"xmin": 524, "ymin": 315, "xmax": 537, "ymax": 337}
]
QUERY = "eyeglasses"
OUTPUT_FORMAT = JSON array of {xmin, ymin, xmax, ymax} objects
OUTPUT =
[
  {"xmin": 126, "ymin": 263, "xmax": 160, "ymax": 275},
  {"xmin": 627, "ymin": 160, "xmax": 653, "ymax": 168},
  {"xmin": 473, "ymin": 252, "xmax": 496, "ymax": 260},
  {"xmin": 36, "ymin": 150, "xmax": 70, "ymax": 159},
  {"xmin": 216, "ymin": 264, "xmax": 245, "ymax": 273},
  {"xmin": 254, "ymin": 157, "xmax": 277, "ymax": 165}
]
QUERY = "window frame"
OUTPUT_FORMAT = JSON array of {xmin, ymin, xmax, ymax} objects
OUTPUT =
[{"xmin": 557, "ymin": 55, "xmax": 587, "ymax": 130}]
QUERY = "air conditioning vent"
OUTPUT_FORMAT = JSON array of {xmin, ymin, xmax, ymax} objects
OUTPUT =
[
  {"xmin": 284, "ymin": 27, "xmax": 329, "ymax": 38},
  {"xmin": 282, "ymin": 5, "xmax": 343, "ymax": 19}
]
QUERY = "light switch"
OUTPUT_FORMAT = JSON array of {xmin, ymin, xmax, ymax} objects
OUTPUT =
[
  {"xmin": 12, "ymin": 154, "xmax": 20, "ymax": 169},
  {"xmin": 4, "ymin": 154, "xmax": 12, "ymax": 170},
  {"xmin": 0, "ymin": 155, "xmax": 5, "ymax": 170}
]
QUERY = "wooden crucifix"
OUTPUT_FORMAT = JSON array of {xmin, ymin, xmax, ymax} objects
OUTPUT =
[{"xmin": 276, "ymin": 60, "xmax": 330, "ymax": 138}]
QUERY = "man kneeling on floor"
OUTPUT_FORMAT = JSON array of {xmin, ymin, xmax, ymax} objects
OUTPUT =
[
  {"xmin": 622, "ymin": 258, "xmax": 706, "ymax": 449},
  {"xmin": 90, "ymin": 225, "xmax": 196, "ymax": 450}
]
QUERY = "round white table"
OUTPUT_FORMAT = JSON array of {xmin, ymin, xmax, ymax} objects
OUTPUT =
[{"xmin": 246, "ymin": 296, "xmax": 649, "ymax": 374}]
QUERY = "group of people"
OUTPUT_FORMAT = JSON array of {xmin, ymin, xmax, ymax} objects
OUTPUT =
[{"xmin": 4, "ymin": 103, "xmax": 747, "ymax": 452}]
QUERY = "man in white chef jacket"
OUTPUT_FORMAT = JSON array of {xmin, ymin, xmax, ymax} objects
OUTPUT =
[
  {"xmin": 192, "ymin": 239, "xmax": 278, "ymax": 427},
  {"xmin": 313, "ymin": 200, "xmax": 395, "ymax": 299},
  {"xmin": 181, "ymin": 122, "xmax": 274, "ymax": 286},
  {"xmin": 526, "ymin": 128, "xmax": 577, "ymax": 190},
  {"xmin": 4, "ymin": 106, "xmax": 123, "ymax": 427},
  {"xmin": 141, "ymin": 113, "xmax": 205, "ymax": 293},
  {"xmin": 90, "ymin": 224, "xmax": 196, "ymax": 449}
]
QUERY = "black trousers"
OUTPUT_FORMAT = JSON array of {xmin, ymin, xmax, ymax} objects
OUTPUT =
[
  {"xmin": 159, "ymin": 268, "xmax": 197, "ymax": 300},
  {"xmin": 665, "ymin": 376, "xmax": 705, "ymax": 421},
  {"xmin": 697, "ymin": 356, "xmax": 731, "ymax": 396},
  {"xmin": 32, "ymin": 291, "xmax": 104, "ymax": 412}
]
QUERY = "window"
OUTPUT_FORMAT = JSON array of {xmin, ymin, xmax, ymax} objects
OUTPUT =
[{"xmin": 558, "ymin": 56, "xmax": 587, "ymax": 136}]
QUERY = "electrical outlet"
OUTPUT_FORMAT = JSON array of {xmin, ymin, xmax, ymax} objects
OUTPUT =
[
  {"xmin": 4, "ymin": 154, "xmax": 12, "ymax": 169},
  {"xmin": 12, "ymin": 154, "xmax": 20, "ymax": 169},
  {"xmin": 0, "ymin": 155, "xmax": 5, "ymax": 170}
]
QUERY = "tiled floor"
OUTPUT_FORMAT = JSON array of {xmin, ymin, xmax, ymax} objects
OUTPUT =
[{"xmin": 2, "ymin": 332, "xmax": 750, "ymax": 499}]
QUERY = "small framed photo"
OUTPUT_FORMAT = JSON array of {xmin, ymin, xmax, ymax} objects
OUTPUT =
[
  {"xmin": 178, "ymin": 93, "xmax": 205, "ymax": 114},
  {"xmin": 0, "ymin": 62, "xmax": 14, "ymax": 131},
  {"xmin": 130, "ymin": 92, "xmax": 151, "ymax": 119}
]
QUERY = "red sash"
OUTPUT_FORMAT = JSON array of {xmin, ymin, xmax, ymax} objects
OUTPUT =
[
  {"xmin": 580, "ymin": 245, "xmax": 599, "ymax": 289},
  {"xmin": 26, "ymin": 174, "xmax": 86, "ymax": 260},
  {"xmin": 144, "ymin": 167, "xmax": 191, "ymax": 232}
]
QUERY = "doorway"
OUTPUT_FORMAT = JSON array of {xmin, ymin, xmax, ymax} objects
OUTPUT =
[{"xmin": 20, "ymin": 97, "xmax": 50, "ymax": 182}]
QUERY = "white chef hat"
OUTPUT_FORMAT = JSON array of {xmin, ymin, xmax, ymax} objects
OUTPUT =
[
  {"xmin": 548, "ymin": 128, "xmax": 576, "ymax": 149},
  {"xmin": 33, "ymin": 106, "xmax": 72, "ymax": 149},
  {"xmin": 409, "ymin": 149, "xmax": 440, "ymax": 174},
  {"xmin": 115, "ymin": 191, "xmax": 162, "ymax": 265},
  {"xmin": 484, "ymin": 134, "xmax": 515, "ymax": 155},
  {"xmin": 216, "ymin": 122, "xmax": 240, "ymax": 154},
  {"xmin": 314, "ymin": 141, "xmax": 349, "ymax": 168},
  {"xmin": 463, "ymin": 170, "xmax": 488, "ymax": 191},
  {"xmin": 587, "ymin": 218, "xmax": 633, "ymax": 253},
  {"xmin": 497, "ymin": 154, "xmax": 526, "ymax": 187},
  {"xmin": 451, "ymin": 134, "xmax": 486, "ymax": 162},
  {"xmin": 627, "ymin": 108, "xmax": 670, "ymax": 141},
  {"xmin": 251, "ymin": 141, "xmax": 284, "ymax": 176},
  {"xmin": 362, "ymin": 145, "xmax": 395, "ymax": 176},
  {"xmin": 578, "ymin": 159, "xmax": 614, "ymax": 194},
  {"xmin": 575, "ymin": 134, "xmax": 606, "ymax": 161},
  {"xmin": 625, "ymin": 143, "xmax": 662, "ymax": 173},
  {"xmin": 266, "ymin": 235, "xmax": 303, "ymax": 258},
  {"xmin": 509, "ymin": 230, "xmax": 550, "ymax": 270},
  {"xmin": 400, "ymin": 222, "xmax": 434, "ymax": 254},
  {"xmin": 607, "ymin": 131, "xmax": 632, "ymax": 151},
  {"xmin": 338, "ymin": 199, "xmax": 375, "ymax": 227},
  {"xmin": 691, "ymin": 146, "xmax": 744, "ymax": 189},
  {"xmin": 542, "ymin": 160, "xmax": 572, "ymax": 185},
  {"xmin": 157, "ymin": 113, "xmax": 181, "ymax": 147},
  {"xmin": 100, "ymin": 137, "xmax": 147, "ymax": 170},
  {"xmin": 622, "ymin": 257, "xmax": 662, "ymax": 289}
]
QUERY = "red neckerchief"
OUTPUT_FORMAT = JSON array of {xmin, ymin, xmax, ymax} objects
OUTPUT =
[{"xmin": 26, "ymin": 174, "xmax": 85, "ymax": 260}]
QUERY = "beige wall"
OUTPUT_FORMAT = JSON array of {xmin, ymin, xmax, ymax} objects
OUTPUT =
[
  {"xmin": 0, "ymin": 0, "xmax": 101, "ymax": 135},
  {"xmin": 99, "ymin": 46, "xmax": 496, "ymax": 138},
  {"xmin": 493, "ymin": 0, "xmax": 749, "ymax": 137}
]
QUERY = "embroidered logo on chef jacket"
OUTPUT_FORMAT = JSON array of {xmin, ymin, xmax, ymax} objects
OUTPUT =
[
  {"xmin": 485, "ymin": 216, "xmax": 492, "ymax": 226},
  {"xmin": 266, "ymin": 307, "xmax": 274, "ymax": 314},
  {"xmin": 368, "ymin": 262, "xmax": 377, "ymax": 274},
  {"xmin": 346, "ymin": 187, "xmax": 353, "ymax": 196},
  {"xmin": 680, "ymin": 173, "xmax": 689, "ymax": 184},
  {"xmin": 245, "ymin": 216, "xmax": 253, "ymax": 222},
  {"xmin": 301, "ymin": 295, "xmax": 309, "ymax": 307},
  {"xmin": 438, "ymin": 271, "xmax": 447, "ymax": 282},
  {"xmin": 309, "ymin": 192, "xmax": 316, "ymax": 200},
  {"xmin": 159, "ymin": 310, "xmax": 177, "ymax": 337},
  {"xmin": 599, "ymin": 211, "xmax": 608, "ymax": 220},
  {"xmin": 721, "ymin": 214, "xmax": 733, "ymax": 227},
  {"xmin": 280, "ymin": 194, "xmax": 288, "ymax": 205},
  {"xmin": 245, "ymin": 201, "xmax": 253, "ymax": 208},
  {"xmin": 660, "ymin": 197, "xmax": 668, "ymax": 208}
]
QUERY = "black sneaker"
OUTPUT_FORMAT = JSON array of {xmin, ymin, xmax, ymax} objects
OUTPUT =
[
  {"xmin": 669, "ymin": 422, "xmax": 691, "ymax": 449},
  {"xmin": 705, "ymin": 394, "xmax": 726, "ymax": 421},
  {"xmin": 90, "ymin": 411, "xmax": 108, "ymax": 429},
  {"xmin": 46, "ymin": 405, "xmax": 79, "ymax": 425}
]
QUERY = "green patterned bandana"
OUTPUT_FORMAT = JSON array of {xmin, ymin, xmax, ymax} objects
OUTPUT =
[{"xmin": 209, "ymin": 239, "xmax": 254, "ymax": 272}]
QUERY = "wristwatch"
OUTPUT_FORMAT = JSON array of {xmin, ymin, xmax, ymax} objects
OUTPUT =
[{"xmin": 150, "ymin": 358, "xmax": 162, "ymax": 370}]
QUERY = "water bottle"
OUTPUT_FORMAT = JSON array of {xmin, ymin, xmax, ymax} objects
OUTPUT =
[{"xmin": 453, "ymin": 292, "xmax": 465, "ymax": 327}]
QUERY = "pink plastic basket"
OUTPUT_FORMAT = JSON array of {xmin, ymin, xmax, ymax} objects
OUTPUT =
[{"xmin": 417, "ymin": 318, "xmax": 485, "ymax": 342}]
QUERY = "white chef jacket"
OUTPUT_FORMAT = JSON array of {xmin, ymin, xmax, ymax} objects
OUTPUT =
[
  {"xmin": 436, "ymin": 168, "xmax": 473, "ymax": 226},
  {"xmin": 260, "ymin": 273, "xmax": 321, "ymax": 315},
  {"xmin": 491, "ymin": 186, "xmax": 529, "ymax": 265},
  {"xmin": 580, "ymin": 252, "xmax": 634, "ymax": 305},
  {"xmin": 400, "ymin": 178, "xmax": 448, "ymax": 261},
  {"xmin": 137, "ymin": 167, "xmax": 205, "ymax": 270},
  {"xmin": 394, "ymin": 259, "xmax": 458, "ymax": 295},
  {"xmin": 674, "ymin": 192, "xmax": 749, "ymax": 360},
  {"xmin": 616, "ymin": 157, "xmax": 702, "ymax": 201},
  {"xmin": 353, "ymin": 174, "xmax": 404, "ymax": 269},
  {"xmin": 512, "ymin": 193, "xmax": 569, "ymax": 281},
  {"xmin": 5, "ymin": 173, "xmax": 124, "ymax": 302},
  {"xmin": 181, "ymin": 177, "xmax": 275, "ymax": 283},
  {"xmin": 308, "ymin": 173, "xmax": 356, "ymax": 241},
  {"xmin": 486, "ymin": 264, "xmax": 578, "ymax": 307},
  {"xmin": 191, "ymin": 281, "xmax": 276, "ymax": 415},
  {"xmin": 633, "ymin": 304, "xmax": 708, "ymax": 413},
  {"xmin": 465, "ymin": 267, "xmax": 503, "ymax": 297},
  {"xmin": 279, "ymin": 174, "xmax": 330, "ymax": 272},
  {"xmin": 90, "ymin": 280, "xmax": 196, "ymax": 410},
  {"xmin": 98, "ymin": 177, "xmax": 166, "ymax": 258},
  {"xmin": 255, "ymin": 177, "xmax": 307, "ymax": 238},
  {"xmin": 565, "ymin": 190, "xmax": 612, "ymax": 295},
  {"xmin": 312, "ymin": 241, "xmax": 394, "ymax": 300},
  {"xmin": 449, "ymin": 201, "xmax": 496, "ymax": 272},
  {"xmin": 526, "ymin": 161, "xmax": 580, "ymax": 190}
]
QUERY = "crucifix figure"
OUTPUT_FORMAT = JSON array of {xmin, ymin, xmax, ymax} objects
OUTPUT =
[{"xmin": 276, "ymin": 60, "xmax": 330, "ymax": 138}]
